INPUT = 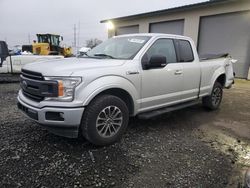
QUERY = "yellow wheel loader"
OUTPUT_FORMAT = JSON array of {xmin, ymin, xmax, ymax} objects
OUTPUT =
[{"xmin": 22, "ymin": 34, "xmax": 73, "ymax": 57}]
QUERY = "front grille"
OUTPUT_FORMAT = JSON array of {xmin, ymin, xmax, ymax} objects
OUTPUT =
[
  {"xmin": 20, "ymin": 69, "xmax": 58, "ymax": 102},
  {"xmin": 22, "ymin": 90, "xmax": 44, "ymax": 102},
  {"xmin": 21, "ymin": 69, "xmax": 43, "ymax": 80}
]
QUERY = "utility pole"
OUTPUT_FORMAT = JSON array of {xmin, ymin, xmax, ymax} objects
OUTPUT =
[
  {"xmin": 73, "ymin": 24, "xmax": 77, "ymax": 54},
  {"xmin": 28, "ymin": 33, "xmax": 31, "ymax": 44},
  {"xmin": 74, "ymin": 24, "xmax": 76, "ymax": 48},
  {"xmin": 77, "ymin": 21, "xmax": 80, "ymax": 52}
]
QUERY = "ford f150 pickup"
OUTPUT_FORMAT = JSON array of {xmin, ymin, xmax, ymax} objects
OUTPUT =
[{"xmin": 15, "ymin": 34, "xmax": 235, "ymax": 145}]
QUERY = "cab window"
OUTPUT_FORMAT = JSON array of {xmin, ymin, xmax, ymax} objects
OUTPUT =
[
  {"xmin": 144, "ymin": 39, "xmax": 177, "ymax": 64},
  {"xmin": 178, "ymin": 40, "xmax": 194, "ymax": 62}
]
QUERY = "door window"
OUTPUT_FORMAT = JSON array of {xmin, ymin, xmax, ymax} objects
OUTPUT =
[{"xmin": 145, "ymin": 39, "xmax": 177, "ymax": 63}]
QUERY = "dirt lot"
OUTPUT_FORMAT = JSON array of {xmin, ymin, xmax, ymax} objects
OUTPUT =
[{"xmin": 0, "ymin": 80, "xmax": 249, "ymax": 188}]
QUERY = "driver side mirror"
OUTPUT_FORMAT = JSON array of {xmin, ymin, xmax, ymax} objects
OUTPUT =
[
  {"xmin": 142, "ymin": 54, "xmax": 167, "ymax": 70},
  {"xmin": 0, "ymin": 41, "xmax": 9, "ymax": 67}
]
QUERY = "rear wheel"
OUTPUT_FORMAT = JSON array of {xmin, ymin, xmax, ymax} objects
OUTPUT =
[
  {"xmin": 202, "ymin": 82, "xmax": 223, "ymax": 110},
  {"xmin": 81, "ymin": 95, "xmax": 129, "ymax": 146}
]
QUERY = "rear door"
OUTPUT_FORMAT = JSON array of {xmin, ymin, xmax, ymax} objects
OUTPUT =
[
  {"xmin": 175, "ymin": 39, "xmax": 200, "ymax": 101},
  {"xmin": 140, "ymin": 38, "xmax": 184, "ymax": 111}
]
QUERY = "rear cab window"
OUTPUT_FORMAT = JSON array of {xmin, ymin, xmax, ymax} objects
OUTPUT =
[{"xmin": 177, "ymin": 40, "xmax": 194, "ymax": 62}]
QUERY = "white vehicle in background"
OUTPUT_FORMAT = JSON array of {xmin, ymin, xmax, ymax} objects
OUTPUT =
[
  {"xmin": 78, "ymin": 47, "xmax": 91, "ymax": 56},
  {"xmin": 0, "ymin": 53, "xmax": 63, "ymax": 74}
]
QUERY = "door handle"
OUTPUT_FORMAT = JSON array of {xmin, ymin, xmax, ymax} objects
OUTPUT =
[
  {"xmin": 174, "ymin": 70, "xmax": 183, "ymax": 75},
  {"xmin": 126, "ymin": 71, "xmax": 139, "ymax": 75}
]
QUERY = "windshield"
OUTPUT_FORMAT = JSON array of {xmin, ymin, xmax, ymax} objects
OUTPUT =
[
  {"xmin": 37, "ymin": 35, "xmax": 49, "ymax": 43},
  {"xmin": 84, "ymin": 36, "xmax": 151, "ymax": 60},
  {"xmin": 37, "ymin": 35, "xmax": 60, "ymax": 46}
]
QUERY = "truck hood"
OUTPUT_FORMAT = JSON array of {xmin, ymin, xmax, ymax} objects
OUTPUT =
[{"xmin": 22, "ymin": 57, "xmax": 126, "ymax": 76}]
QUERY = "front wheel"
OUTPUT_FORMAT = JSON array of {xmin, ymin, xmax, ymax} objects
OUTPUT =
[
  {"xmin": 202, "ymin": 82, "xmax": 223, "ymax": 110},
  {"xmin": 81, "ymin": 95, "xmax": 129, "ymax": 146}
]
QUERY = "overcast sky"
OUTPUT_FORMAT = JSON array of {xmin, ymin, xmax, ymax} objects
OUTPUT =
[{"xmin": 0, "ymin": 0, "xmax": 207, "ymax": 48}]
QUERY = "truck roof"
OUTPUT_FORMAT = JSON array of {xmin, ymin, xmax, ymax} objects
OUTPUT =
[{"xmin": 114, "ymin": 33, "xmax": 192, "ymax": 41}]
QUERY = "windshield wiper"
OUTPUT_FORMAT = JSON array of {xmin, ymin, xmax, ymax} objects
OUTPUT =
[{"xmin": 94, "ymin": 53, "xmax": 115, "ymax": 59}]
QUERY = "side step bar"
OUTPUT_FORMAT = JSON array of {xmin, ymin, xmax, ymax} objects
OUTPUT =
[{"xmin": 137, "ymin": 100, "xmax": 200, "ymax": 120}]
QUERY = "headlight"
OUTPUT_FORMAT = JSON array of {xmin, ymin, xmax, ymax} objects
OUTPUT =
[{"xmin": 44, "ymin": 77, "xmax": 82, "ymax": 102}]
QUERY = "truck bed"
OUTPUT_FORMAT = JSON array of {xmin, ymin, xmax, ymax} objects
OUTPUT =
[{"xmin": 199, "ymin": 53, "xmax": 229, "ymax": 61}]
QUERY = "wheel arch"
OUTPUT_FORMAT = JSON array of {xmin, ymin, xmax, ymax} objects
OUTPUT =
[
  {"xmin": 89, "ymin": 88, "xmax": 135, "ymax": 116},
  {"xmin": 215, "ymin": 74, "xmax": 226, "ymax": 87},
  {"xmin": 209, "ymin": 67, "xmax": 226, "ymax": 94},
  {"xmin": 79, "ymin": 76, "xmax": 139, "ymax": 116}
]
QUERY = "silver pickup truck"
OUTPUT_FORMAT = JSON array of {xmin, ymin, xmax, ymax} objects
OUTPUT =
[{"xmin": 16, "ymin": 34, "xmax": 235, "ymax": 145}]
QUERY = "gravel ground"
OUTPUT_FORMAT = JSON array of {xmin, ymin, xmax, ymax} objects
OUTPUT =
[
  {"xmin": 0, "ymin": 74, "xmax": 20, "ymax": 83},
  {"xmin": 0, "ymin": 82, "xmax": 249, "ymax": 188}
]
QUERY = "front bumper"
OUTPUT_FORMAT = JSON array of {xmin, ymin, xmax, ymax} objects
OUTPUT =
[{"xmin": 17, "ymin": 96, "xmax": 84, "ymax": 138}]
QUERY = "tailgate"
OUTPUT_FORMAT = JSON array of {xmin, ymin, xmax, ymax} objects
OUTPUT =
[{"xmin": 224, "ymin": 58, "xmax": 235, "ymax": 88}]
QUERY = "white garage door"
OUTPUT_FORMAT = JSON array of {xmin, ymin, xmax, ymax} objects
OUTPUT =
[
  {"xmin": 198, "ymin": 11, "xmax": 250, "ymax": 78},
  {"xmin": 116, "ymin": 25, "xmax": 139, "ymax": 35},
  {"xmin": 149, "ymin": 20, "xmax": 184, "ymax": 35}
]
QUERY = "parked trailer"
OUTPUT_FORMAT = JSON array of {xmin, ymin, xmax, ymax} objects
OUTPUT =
[{"xmin": 0, "ymin": 41, "xmax": 64, "ymax": 74}]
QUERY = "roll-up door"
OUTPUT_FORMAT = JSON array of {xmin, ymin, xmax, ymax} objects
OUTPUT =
[
  {"xmin": 116, "ymin": 25, "xmax": 139, "ymax": 35},
  {"xmin": 149, "ymin": 20, "xmax": 184, "ymax": 35},
  {"xmin": 198, "ymin": 11, "xmax": 250, "ymax": 78}
]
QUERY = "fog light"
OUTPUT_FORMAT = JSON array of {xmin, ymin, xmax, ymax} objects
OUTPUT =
[{"xmin": 59, "ymin": 112, "xmax": 64, "ymax": 119}]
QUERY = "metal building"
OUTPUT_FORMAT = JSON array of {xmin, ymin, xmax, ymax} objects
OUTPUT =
[{"xmin": 101, "ymin": 0, "xmax": 250, "ymax": 79}]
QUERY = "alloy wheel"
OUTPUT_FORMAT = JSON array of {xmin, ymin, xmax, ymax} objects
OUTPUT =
[
  {"xmin": 212, "ymin": 87, "xmax": 222, "ymax": 106},
  {"xmin": 96, "ymin": 106, "xmax": 123, "ymax": 138}
]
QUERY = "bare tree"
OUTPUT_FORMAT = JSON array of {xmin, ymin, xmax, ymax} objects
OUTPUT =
[{"xmin": 85, "ymin": 38, "xmax": 102, "ymax": 48}]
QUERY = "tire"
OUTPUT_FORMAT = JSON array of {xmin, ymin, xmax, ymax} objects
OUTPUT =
[
  {"xmin": 49, "ymin": 51, "xmax": 59, "ymax": 55},
  {"xmin": 245, "ymin": 168, "xmax": 250, "ymax": 188},
  {"xmin": 202, "ymin": 82, "xmax": 223, "ymax": 110},
  {"xmin": 81, "ymin": 95, "xmax": 129, "ymax": 146}
]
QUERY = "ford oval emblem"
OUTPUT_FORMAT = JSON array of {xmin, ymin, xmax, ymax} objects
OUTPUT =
[{"xmin": 22, "ymin": 80, "xmax": 28, "ymax": 89}]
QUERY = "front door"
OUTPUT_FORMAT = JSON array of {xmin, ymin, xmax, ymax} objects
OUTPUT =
[{"xmin": 140, "ymin": 38, "xmax": 183, "ymax": 111}]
